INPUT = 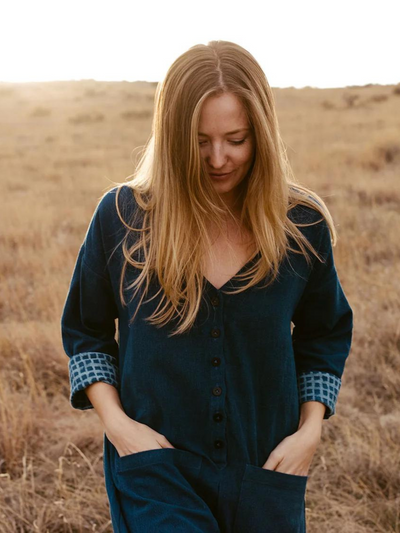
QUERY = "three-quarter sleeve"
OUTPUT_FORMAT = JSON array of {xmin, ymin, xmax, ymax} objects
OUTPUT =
[
  {"xmin": 61, "ymin": 193, "xmax": 120, "ymax": 410},
  {"xmin": 292, "ymin": 214, "xmax": 353, "ymax": 420}
]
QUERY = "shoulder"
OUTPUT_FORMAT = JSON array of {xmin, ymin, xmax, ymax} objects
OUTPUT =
[
  {"xmin": 95, "ymin": 184, "xmax": 140, "ymax": 234},
  {"xmin": 97, "ymin": 184, "xmax": 138, "ymax": 220},
  {"xmin": 288, "ymin": 199, "xmax": 326, "ymax": 229},
  {"xmin": 287, "ymin": 195, "xmax": 323, "ymax": 223},
  {"xmin": 287, "ymin": 199, "xmax": 331, "ymax": 252},
  {"xmin": 86, "ymin": 185, "xmax": 142, "ymax": 255}
]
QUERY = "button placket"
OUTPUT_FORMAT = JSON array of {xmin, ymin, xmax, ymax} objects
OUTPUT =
[{"xmin": 209, "ymin": 290, "xmax": 227, "ymax": 464}]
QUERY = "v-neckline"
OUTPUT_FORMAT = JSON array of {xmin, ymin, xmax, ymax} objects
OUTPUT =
[{"xmin": 203, "ymin": 250, "xmax": 261, "ymax": 291}]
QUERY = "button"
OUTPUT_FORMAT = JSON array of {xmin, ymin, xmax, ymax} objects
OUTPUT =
[
  {"xmin": 214, "ymin": 439, "xmax": 225, "ymax": 449},
  {"xmin": 213, "ymin": 412, "xmax": 223, "ymax": 422},
  {"xmin": 212, "ymin": 386, "xmax": 222, "ymax": 396},
  {"xmin": 210, "ymin": 295, "xmax": 220, "ymax": 306},
  {"xmin": 211, "ymin": 357, "xmax": 221, "ymax": 367},
  {"xmin": 211, "ymin": 328, "xmax": 220, "ymax": 338}
]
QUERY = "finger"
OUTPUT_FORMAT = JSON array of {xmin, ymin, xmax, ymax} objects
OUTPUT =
[
  {"xmin": 157, "ymin": 438, "xmax": 175, "ymax": 449},
  {"xmin": 162, "ymin": 442, "xmax": 176, "ymax": 449},
  {"xmin": 262, "ymin": 456, "xmax": 281, "ymax": 470}
]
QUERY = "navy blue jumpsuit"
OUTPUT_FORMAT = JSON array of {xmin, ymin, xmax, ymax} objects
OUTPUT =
[{"xmin": 61, "ymin": 185, "xmax": 353, "ymax": 533}]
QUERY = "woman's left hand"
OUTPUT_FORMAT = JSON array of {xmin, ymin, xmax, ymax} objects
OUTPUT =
[{"xmin": 262, "ymin": 423, "xmax": 322, "ymax": 477}]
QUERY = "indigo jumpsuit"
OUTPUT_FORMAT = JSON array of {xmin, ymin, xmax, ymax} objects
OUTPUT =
[{"xmin": 60, "ymin": 185, "xmax": 353, "ymax": 533}]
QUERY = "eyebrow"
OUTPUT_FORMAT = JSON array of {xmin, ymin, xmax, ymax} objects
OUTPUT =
[{"xmin": 198, "ymin": 127, "xmax": 250, "ymax": 137}]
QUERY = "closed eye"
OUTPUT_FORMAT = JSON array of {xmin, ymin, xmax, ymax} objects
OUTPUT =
[{"xmin": 199, "ymin": 139, "xmax": 247, "ymax": 146}]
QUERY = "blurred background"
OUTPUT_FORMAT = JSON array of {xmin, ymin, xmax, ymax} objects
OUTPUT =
[{"xmin": 0, "ymin": 0, "xmax": 399, "ymax": 531}]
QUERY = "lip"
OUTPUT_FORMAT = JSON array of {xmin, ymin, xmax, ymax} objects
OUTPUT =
[{"xmin": 209, "ymin": 170, "xmax": 234, "ymax": 179}]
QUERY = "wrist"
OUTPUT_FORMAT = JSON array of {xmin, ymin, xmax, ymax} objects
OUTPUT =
[
  {"xmin": 297, "ymin": 401, "xmax": 325, "ymax": 435},
  {"xmin": 297, "ymin": 418, "xmax": 322, "ymax": 436},
  {"xmin": 101, "ymin": 407, "xmax": 132, "ymax": 430}
]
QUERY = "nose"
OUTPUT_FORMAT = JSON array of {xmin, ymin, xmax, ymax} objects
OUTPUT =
[{"xmin": 205, "ymin": 144, "xmax": 228, "ymax": 170}]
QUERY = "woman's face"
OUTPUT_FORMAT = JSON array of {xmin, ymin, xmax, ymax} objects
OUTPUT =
[{"xmin": 198, "ymin": 92, "xmax": 255, "ymax": 203}]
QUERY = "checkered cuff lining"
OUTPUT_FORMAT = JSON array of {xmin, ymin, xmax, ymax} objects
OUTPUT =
[
  {"xmin": 68, "ymin": 352, "xmax": 120, "ymax": 410},
  {"xmin": 297, "ymin": 371, "xmax": 341, "ymax": 420}
]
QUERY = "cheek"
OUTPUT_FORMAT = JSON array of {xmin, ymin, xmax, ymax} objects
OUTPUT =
[{"xmin": 235, "ymin": 146, "xmax": 254, "ymax": 166}]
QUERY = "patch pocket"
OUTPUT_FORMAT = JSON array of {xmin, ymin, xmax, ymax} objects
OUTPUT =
[
  {"xmin": 115, "ymin": 447, "xmax": 202, "ymax": 474},
  {"xmin": 233, "ymin": 464, "xmax": 308, "ymax": 533},
  {"xmin": 113, "ymin": 447, "xmax": 204, "ymax": 507}
]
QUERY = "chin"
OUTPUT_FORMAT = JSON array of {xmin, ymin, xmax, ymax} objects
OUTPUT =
[{"xmin": 213, "ymin": 183, "xmax": 241, "ymax": 197}]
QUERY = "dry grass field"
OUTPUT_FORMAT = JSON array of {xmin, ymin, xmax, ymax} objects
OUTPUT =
[{"xmin": 0, "ymin": 79, "xmax": 399, "ymax": 532}]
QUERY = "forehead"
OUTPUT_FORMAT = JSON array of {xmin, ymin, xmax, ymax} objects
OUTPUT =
[{"xmin": 198, "ymin": 93, "xmax": 249, "ymax": 135}]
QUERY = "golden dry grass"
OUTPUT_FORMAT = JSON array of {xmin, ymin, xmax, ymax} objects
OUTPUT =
[{"xmin": 0, "ymin": 79, "xmax": 399, "ymax": 532}]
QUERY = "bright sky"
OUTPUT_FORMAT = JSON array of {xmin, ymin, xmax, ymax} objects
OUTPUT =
[{"xmin": 1, "ymin": 0, "xmax": 398, "ymax": 88}]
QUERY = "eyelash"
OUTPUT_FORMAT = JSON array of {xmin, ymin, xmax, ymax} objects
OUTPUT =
[{"xmin": 199, "ymin": 139, "xmax": 247, "ymax": 146}]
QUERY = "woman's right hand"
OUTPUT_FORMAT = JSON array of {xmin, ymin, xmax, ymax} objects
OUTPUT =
[{"xmin": 104, "ymin": 413, "xmax": 176, "ymax": 458}]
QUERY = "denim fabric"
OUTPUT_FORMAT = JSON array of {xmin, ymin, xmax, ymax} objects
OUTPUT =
[
  {"xmin": 103, "ymin": 439, "xmax": 308, "ymax": 533},
  {"xmin": 69, "ymin": 356, "xmax": 341, "ymax": 417},
  {"xmin": 61, "ymin": 185, "xmax": 353, "ymax": 532}
]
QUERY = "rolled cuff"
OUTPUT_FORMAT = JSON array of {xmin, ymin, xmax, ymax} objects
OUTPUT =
[
  {"xmin": 297, "ymin": 371, "xmax": 342, "ymax": 420},
  {"xmin": 68, "ymin": 352, "xmax": 120, "ymax": 410}
]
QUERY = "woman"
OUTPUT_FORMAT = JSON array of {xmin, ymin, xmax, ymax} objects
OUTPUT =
[{"xmin": 61, "ymin": 40, "xmax": 353, "ymax": 533}]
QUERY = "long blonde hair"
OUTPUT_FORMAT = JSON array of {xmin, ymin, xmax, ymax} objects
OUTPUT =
[{"xmin": 108, "ymin": 40, "xmax": 336, "ymax": 336}]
